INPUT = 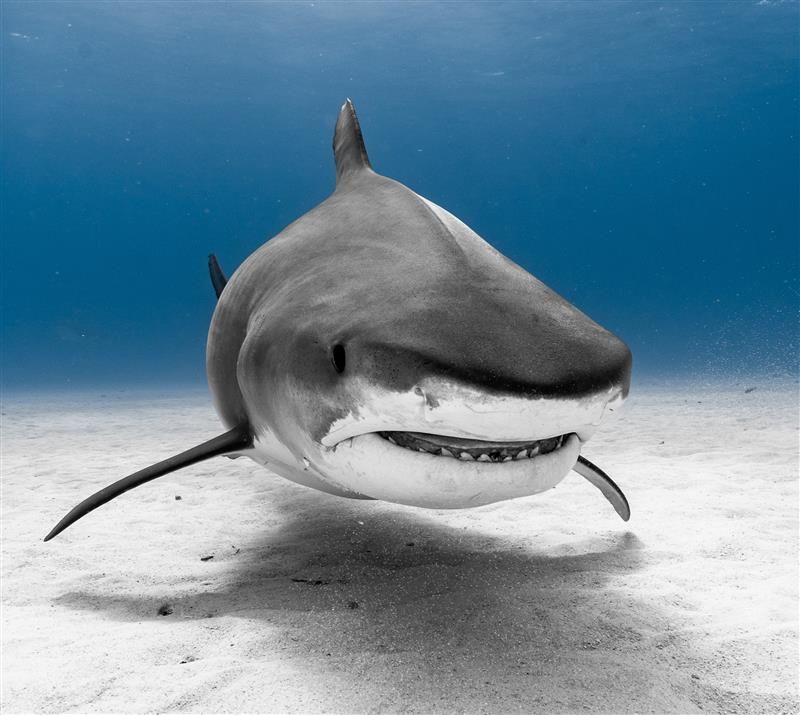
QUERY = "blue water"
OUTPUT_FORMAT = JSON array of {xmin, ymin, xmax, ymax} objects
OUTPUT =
[{"xmin": 2, "ymin": 1, "xmax": 798, "ymax": 389}]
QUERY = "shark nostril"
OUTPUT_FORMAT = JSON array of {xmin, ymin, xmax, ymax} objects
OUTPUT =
[{"xmin": 331, "ymin": 344, "xmax": 346, "ymax": 374}]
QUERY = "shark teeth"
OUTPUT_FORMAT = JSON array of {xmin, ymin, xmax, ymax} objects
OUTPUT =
[{"xmin": 376, "ymin": 431, "xmax": 570, "ymax": 462}]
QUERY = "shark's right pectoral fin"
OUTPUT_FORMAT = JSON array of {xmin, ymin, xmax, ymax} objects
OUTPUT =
[
  {"xmin": 573, "ymin": 455, "xmax": 630, "ymax": 521},
  {"xmin": 44, "ymin": 425, "xmax": 252, "ymax": 542}
]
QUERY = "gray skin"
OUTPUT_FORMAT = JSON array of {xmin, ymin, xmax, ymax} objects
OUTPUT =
[
  {"xmin": 208, "ymin": 101, "xmax": 631, "ymax": 448},
  {"xmin": 44, "ymin": 99, "xmax": 631, "ymax": 543}
]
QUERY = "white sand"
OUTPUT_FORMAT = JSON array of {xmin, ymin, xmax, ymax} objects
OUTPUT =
[{"xmin": 1, "ymin": 379, "xmax": 798, "ymax": 713}]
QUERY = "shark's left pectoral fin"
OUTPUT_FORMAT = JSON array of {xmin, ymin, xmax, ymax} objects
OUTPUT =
[
  {"xmin": 43, "ymin": 425, "xmax": 252, "ymax": 542},
  {"xmin": 573, "ymin": 455, "xmax": 630, "ymax": 521}
]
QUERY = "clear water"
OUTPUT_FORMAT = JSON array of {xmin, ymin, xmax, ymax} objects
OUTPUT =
[{"xmin": 2, "ymin": 1, "xmax": 798, "ymax": 389}]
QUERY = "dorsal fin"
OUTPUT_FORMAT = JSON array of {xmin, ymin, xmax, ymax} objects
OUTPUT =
[{"xmin": 333, "ymin": 98, "xmax": 371, "ymax": 185}]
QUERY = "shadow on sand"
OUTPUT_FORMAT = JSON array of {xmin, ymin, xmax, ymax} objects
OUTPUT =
[
  {"xmin": 52, "ymin": 489, "xmax": 694, "ymax": 711},
  {"xmin": 56, "ymin": 490, "xmax": 646, "ymax": 623}
]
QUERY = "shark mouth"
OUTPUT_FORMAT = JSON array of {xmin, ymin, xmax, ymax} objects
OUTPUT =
[{"xmin": 377, "ymin": 430, "xmax": 572, "ymax": 462}]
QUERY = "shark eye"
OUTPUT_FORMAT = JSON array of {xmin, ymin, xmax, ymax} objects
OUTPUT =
[{"xmin": 331, "ymin": 344, "xmax": 346, "ymax": 374}]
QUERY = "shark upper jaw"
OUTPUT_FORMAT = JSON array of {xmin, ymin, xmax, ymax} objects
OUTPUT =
[{"xmin": 319, "ymin": 376, "xmax": 626, "ymax": 449}]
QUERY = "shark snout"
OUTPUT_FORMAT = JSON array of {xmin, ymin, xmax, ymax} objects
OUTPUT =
[{"xmin": 313, "ymin": 313, "xmax": 632, "ymax": 449}]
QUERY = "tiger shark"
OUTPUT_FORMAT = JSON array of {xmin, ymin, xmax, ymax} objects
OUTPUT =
[{"xmin": 45, "ymin": 99, "xmax": 631, "ymax": 542}]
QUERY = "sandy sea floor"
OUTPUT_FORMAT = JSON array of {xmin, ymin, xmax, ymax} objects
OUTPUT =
[{"xmin": 1, "ymin": 378, "xmax": 798, "ymax": 713}]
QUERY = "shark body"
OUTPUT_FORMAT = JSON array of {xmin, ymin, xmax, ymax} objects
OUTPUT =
[{"xmin": 45, "ymin": 100, "xmax": 631, "ymax": 542}]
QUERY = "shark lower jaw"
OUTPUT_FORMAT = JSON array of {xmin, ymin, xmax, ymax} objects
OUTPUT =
[{"xmin": 313, "ymin": 430, "xmax": 581, "ymax": 509}]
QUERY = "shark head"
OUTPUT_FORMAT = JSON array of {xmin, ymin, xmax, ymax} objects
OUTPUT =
[
  {"xmin": 44, "ymin": 99, "xmax": 631, "ymax": 544},
  {"xmin": 209, "ymin": 100, "xmax": 631, "ymax": 509}
]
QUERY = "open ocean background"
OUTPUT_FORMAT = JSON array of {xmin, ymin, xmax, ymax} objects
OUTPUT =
[{"xmin": 2, "ymin": 0, "xmax": 798, "ymax": 390}]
